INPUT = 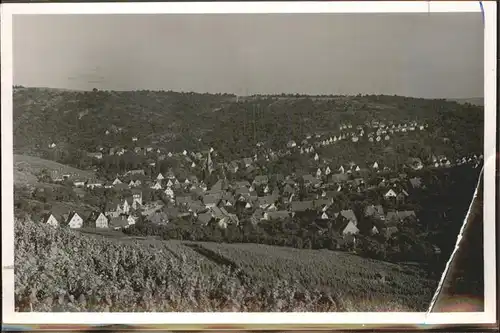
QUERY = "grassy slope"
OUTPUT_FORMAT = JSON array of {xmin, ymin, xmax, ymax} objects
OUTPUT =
[{"xmin": 14, "ymin": 154, "xmax": 94, "ymax": 186}]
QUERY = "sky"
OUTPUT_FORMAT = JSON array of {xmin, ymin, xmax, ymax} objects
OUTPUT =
[{"xmin": 13, "ymin": 13, "xmax": 483, "ymax": 99}]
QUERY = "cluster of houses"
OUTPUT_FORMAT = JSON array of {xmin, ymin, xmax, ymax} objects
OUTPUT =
[
  {"xmin": 40, "ymin": 160, "xmax": 430, "ymax": 243},
  {"xmin": 40, "ymin": 116, "xmax": 483, "ymax": 241}
]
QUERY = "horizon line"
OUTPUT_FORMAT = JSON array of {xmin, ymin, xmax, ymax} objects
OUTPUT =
[{"xmin": 12, "ymin": 85, "xmax": 484, "ymax": 101}]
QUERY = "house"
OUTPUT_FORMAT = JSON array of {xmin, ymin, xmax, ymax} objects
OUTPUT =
[
  {"xmin": 156, "ymin": 173, "xmax": 165, "ymax": 180},
  {"xmin": 121, "ymin": 198, "xmax": 131, "ymax": 215},
  {"xmin": 407, "ymin": 158, "xmax": 423, "ymax": 170},
  {"xmin": 86, "ymin": 180, "xmax": 103, "ymax": 189},
  {"xmin": 342, "ymin": 221, "xmax": 360, "ymax": 236},
  {"xmin": 114, "ymin": 183, "xmax": 129, "ymax": 191},
  {"xmin": 132, "ymin": 137, "xmax": 138, "ymax": 142},
  {"xmin": 383, "ymin": 226, "xmax": 399, "ymax": 238},
  {"xmin": 126, "ymin": 215, "xmax": 137, "ymax": 226},
  {"xmin": 64, "ymin": 211, "xmax": 84, "ymax": 229},
  {"xmin": 164, "ymin": 187, "xmax": 175, "ymax": 198},
  {"xmin": 228, "ymin": 160, "xmax": 240, "ymax": 173},
  {"xmin": 409, "ymin": 177, "xmax": 422, "ymax": 189},
  {"xmin": 370, "ymin": 226, "xmax": 379, "ymax": 235},
  {"xmin": 197, "ymin": 212, "xmax": 213, "ymax": 226},
  {"xmin": 176, "ymin": 196, "xmax": 192, "ymax": 206},
  {"xmin": 203, "ymin": 194, "xmax": 220, "ymax": 208},
  {"xmin": 364, "ymin": 205, "xmax": 385, "ymax": 220},
  {"xmin": 320, "ymin": 212, "xmax": 329, "ymax": 220},
  {"xmin": 42, "ymin": 213, "xmax": 59, "ymax": 227},
  {"xmin": 257, "ymin": 196, "xmax": 277, "ymax": 209},
  {"xmin": 87, "ymin": 152, "xmax": 103, "ymax": 160},
  {"xmin": 263, "ymin": 211, "xmax": 290, "ymax": 221},
  {"xmin": 250, "ymin": 209, "xmax": 264, "ymax": 225},
  {"xmin": 73, "ymin": 179, "xmax": 86, "ymax": 187},
  {"xmin": 234, "ymin": 180, "xmax": 251, "ymax": 189},
  {"xmin": 386, "ymin": 210, "xmax": 417, "ymax": 224},
  {"xmin": 86, "ymin": 212, "xmax": 108, "ymax": 228},
  {"xmin": 109, "ymin": 217, "xmax": 130, "ymax": 230},
  {"xmin": 253, "ymin": 175, "xmax": 269, "ymax": 186},
  {"xmin": 112, "ymin": 178, "xmax": 122, "ymax": 185},
  {"xmin": 302, "ymin": 174, "xmax": 320, "ymax": 187},
  {"xmin": 283, "ymin": 184, "xmax": 295, "ymax": 195},
  {"xmin": 186, "ymin": 201, "xmax": 206, "ymax": 215},
  {"xmin": 339, "ymin": 209, "xmax": 358, "ymax": 225},
  {"xmin": 151, "ymin": 181, "xmax": 163, "ymax": 190},
  {"xmin": 148, "ymin": 212, "xmax": 169, "ymax": 225},
  {"xmin": 372, "ymin": 161, "xmax": 379, "ymax": 169},
  {"xmin": 384, "ymin": 189, "xmax": 398, "ymax": 199},
  {"xmin": 329, "ymin": 173, "xmax": 349, "ymax": 183},
  {"xmin": 290, "ymin": 201, "xmax": 314, "ymax": 212},
  {"xmin": 313, "ymin": 198, "xmax": 333, "ymax": 211},
  {"xmin": 243, "ymin": 157, "xmax": 253, "ymax": 168},
  {"xmin": 48, "ymin": 142, "xmax": 57, "ymax": 148},
  {"xmin": 105, "ymin": 199, "xmax": 123, "ymax": 218}
]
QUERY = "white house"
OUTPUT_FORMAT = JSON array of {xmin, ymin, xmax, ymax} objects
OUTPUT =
[
  {"xmin": 151, "ymin": 181, "xmax": 163, "ymax": 190},
  {"xmin": 44, "ymin": 214, "xmax": 59, "ymax": 227},
  {"xmin": 342, "ymin": 221, "xmax": 360, "ymax": 236},
  {"xmin": 316, "ymin": 168, "xmax": 322, "ymax": 178},
  {"xmin": 164, "ymin": 187, "xmax": 174, "ymax": 198},
  {"xmin": 66, "ymin": 212, "xmax": 84, "ymax": 229},
  {"xmin": 384, "ymin": 189, "xmax": 398, "ymax": 198}
]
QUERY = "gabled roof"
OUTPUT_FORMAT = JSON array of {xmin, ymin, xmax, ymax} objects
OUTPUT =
[
  {"xmin": 340, "ymin": 209, "xmax": 358, "ymax": 224},
  {"xmin": 386, "ymin": 210, "xmax": 416, "ymax": 222},
  {"xmin": 258, "ymin": 195, "xmax": 276, "ymax": 207},
  {"xmin": 409, "ymin": 177, "xmax": 422, "ymax": 188},
  {"xmin": 290, "ymin": 201, "xmax": 314, "ymax": 212},
  {"xmin": 265, "ymin": 211, "xmax": 290, "ymax": 220},
  {"xmin": 105, "ymin": 199, "xmax": 122, "ymax": 212},
  {"xmin": 234, "ymin": 180, "xmax": 251, "ymax": 188},
  {"xmin": 203, "ymin": 194, "xmax": 220, "ymax": 205},
  {"xmin": 148, "ymin": 212, "xmax": 169, "ymax": 224},
  {"xmin": 197, "ymin": 212, "xmax": 213, "ymax": 225},
  {"xmin": 364, "ymin": 205, "xmax": 385, "ymax": 218},
  {"xmin": 253, "ymin": 175, "xmax": 269, "ymax": 184},
  {"xmin": 329, "ymin": 173, "xmax": 349, "ymax": 183},
  {"xmin": 187, "ymin": 201, "xmax": 206, "ymax": 213},
  {"xmin": 342, "ymin": 220, "xmax": 360, "ymax": 235},
  {"xmin": 283, "ymin": 184, "xmax": 295, "ymax": 194},
  {"xmin": 176, "ymin": 196, "xmax": 193, "ymax": 205},
  {"xmin": 313, "ymin": 198, "xmax": 332, "ymax": 210},
  {"xmin": 109, "ymin": 217, "xmax": 129, "ymax": 228}
]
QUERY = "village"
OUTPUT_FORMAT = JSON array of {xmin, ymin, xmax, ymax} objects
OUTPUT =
[{"xmin": 38, "ymin": 117, "xmax": 484, "ymax": 247}]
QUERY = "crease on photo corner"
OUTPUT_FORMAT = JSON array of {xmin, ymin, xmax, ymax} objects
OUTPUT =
[{"xmin": 424, "ymin": 164, "xmax": 484, "ymax": 320}]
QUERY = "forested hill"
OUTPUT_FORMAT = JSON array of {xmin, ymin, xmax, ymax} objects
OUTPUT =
[{"xmin": 13, "ymin": 87, "xmax": 483, "ymax": 165}]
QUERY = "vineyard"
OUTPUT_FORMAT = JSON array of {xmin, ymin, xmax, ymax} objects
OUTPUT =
[
  {"xmin": 15, "ymin": 215, "xmax": 436, "ymax": 312},
  {"xmin": 188, "ymin": 242, "xmax": 437, "ymax": 311}
]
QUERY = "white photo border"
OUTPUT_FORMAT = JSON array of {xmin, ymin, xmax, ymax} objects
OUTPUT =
[{"xmin": 1, "ymin": 0, "xmax": 497, "ymax": 326}]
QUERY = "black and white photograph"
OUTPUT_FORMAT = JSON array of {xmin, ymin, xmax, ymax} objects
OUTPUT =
[{"xmin": 1, "ymin": 1, "xmax": 497, "ymax": 326}]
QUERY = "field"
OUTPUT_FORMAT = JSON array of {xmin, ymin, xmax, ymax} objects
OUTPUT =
[
  {"xmin": 15, "ymin": 215, "xmax": 437, "ymax": 312},
  {"xmin": 14, "ymin": 154, "xmax": 94, "ymax": 186}
]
